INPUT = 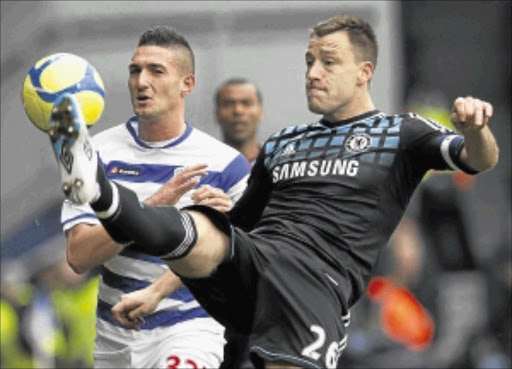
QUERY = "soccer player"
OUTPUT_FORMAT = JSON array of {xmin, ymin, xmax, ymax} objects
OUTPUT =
[
  {"xmin": 215, "ymin": 78, "xmax": 264, "ymax": 165},
  {"xmin": 215, "ymin": 78, "xmax": 264, "ymax": 368},
  {"xmin": 59, "ymin": 27, "xmax": 251, "ymax": 368},
  {"xmin": 46, "ymin": 15, "xmax": 498, "ymax": 369}
]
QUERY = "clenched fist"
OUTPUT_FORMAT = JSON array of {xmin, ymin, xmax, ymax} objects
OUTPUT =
[{"xmin": 451, "ymin": 96, "xmax": 493, "ymax": 134}]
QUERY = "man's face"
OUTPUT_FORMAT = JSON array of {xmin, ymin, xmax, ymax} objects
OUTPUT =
[
  {"xmin": 305, "ymin": 31, "xmax": 363, "ymax": 120},
  {"xmin": 128, "ymin": 45, "xmax": 189, "ymax": 121},
  {"xmin": 216, "ymin": 83, "xmax": 263, "ymax": 144}
]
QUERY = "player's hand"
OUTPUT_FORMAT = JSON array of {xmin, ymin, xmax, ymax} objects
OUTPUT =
[
  {"xmin": 450, "ymin": 96, "xmax": 493, "ymax": 134},
  {"xmin": 191, "ymin": 185, "xmax": 233, "ymax": 213},
  {"xmin": 111, "ymin": 288, "xmax": 160, "ymax": 331},
  {"xmin": 145, "ymin": 164, "xmax": 208, "ymax": 206}
]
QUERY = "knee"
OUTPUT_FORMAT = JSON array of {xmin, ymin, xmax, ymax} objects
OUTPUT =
[{"xmin": 167, "ymin": 211, "xmax": 231, "ymax": 278}]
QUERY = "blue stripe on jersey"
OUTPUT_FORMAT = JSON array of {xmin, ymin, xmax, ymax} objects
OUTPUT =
[
  {"xmin": 314, "ymin": 137, "xmax": 329, "ymax": 148},
  {"xmin": 384, "ymin": 136, "xmax": 399, "ymax": 148},
  {"xmin": 278, "ymin": 140, "xmax": 290, "ymax": 148},
  {"xmin": 204, "ymin": 153, "xmax": 250, "ymax": 192},
  {"xmin": 378, "ymin": 118, "xmax": 391, "ymax": 128},
  {"xmin": 105, "ymin": 160, "xmax": 175, "ymax": 183},
  {"xmin": 104, "ymin": 155, "xmax": 248, "ymax": 192},
  {"xmin": 101, "ymin": 266, "xmax": 196, "ymax": 302},
  {"xmin": 331, "ymin": 136, "xmax": 345, "ymax": 146},
  {"xmin": 126, "ymin": 118, "xmax": 193, "ymax": 149},
  {"xmin": 119, "ymin": 248, "xmax": 165, "ymax": 264},
  {"xmin": 96, "ymin": 299, "xmax": 209, "ymax": 330},
  {"xmin": 299, "ymin": 139, "xmax": 313, "ymax": 150},
  {"xmin": 61, "ymin": 213, "xmax": 97, "ymax": 228}
]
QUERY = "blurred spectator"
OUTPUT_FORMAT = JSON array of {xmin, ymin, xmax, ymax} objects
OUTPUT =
[
  {"xmin": 339, "ymin": 215, "xmax": 434, "ymax": 369},
  {"xmin": 215, "ymin": 77, "xmax": 264, "ymax": 165},
  {"xmin": 215, "ymin": 77, "xmax": 264, "ymax": 369},
  {"xmin": 1, "ymin": 253, "xmax": 98, "ymax": 369},
  {"xmin": 45, "ymin": 259, "xmax": 98, "ymax": 368},
  {"xmin": 1, "ymin": 261, "xmax": 35, "ymax": 368}
]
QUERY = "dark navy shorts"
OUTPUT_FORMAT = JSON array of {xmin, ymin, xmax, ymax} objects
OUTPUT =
[{"xmin": 180, "ymin": 205, "xmax": 351, "ymax": 369}]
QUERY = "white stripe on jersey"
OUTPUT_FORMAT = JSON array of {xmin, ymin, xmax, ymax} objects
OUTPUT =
[
  {"xmin": 440, "ymin": 135, "xmax": 463, "ymax": 171},
  {"xmin": 408, "ymin": 112, "xmax": 448, "ymax": 132},
  {"xmin": 104, "ymin": 255, "xmax": 168, "ymax": 281},
  {"xmin": 227, "ymin": 175, "xmax": 249, "ymax": 202}
]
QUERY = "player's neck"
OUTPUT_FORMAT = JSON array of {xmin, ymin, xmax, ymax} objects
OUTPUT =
[
  {"xmin": 325, "ymin": 92, "xmax": 375, "ymax": 123},
  {"xmin": 227, "ymin": 137, "xmax": 260, "ymax": 163},
  {"xmin": 239, "ymin": 140, "xmax": 261, "ymax": 163},
  {"xmin": 138, "ymin": 112, "xmax": 187, "ymax": 142}
]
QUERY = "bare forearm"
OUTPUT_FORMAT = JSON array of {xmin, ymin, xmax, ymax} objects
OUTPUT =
[
  {"xmin": 67, "ymin": 224, "xmax": 123, "ymax": 274},
  {"xmin": 450, "ymin": 96, "xmax": 499, "ymax": 172},
  {"xmin": 460, "ymin": 125, "xmax": 499, "ymax": 172},
  {"xmin": 142, "ymin": 270, "xmax": 182, "ymax": 301},
  {"xmin": 146, "ymin": 269, "xmax": 183, "ymax": 298}
]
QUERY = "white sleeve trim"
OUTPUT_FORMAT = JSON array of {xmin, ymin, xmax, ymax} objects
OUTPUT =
[{"xmin": 440, "ymin": 135, "xmax": 462, "ymax": 171}]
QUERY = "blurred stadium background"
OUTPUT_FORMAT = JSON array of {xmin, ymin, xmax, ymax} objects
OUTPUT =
[{"xmin": 1, "ymin": 1, "xmax": 510, "ymax": 368}]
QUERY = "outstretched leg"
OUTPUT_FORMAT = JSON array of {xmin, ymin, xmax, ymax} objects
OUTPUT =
[{"xmin": 48, "ymin": 93, "xmax": 229, "ymax": 277}]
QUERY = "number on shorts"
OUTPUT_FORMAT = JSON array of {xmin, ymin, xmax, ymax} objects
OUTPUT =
[
  {"xmin": 301, "ymin": 324, "xmax": 344, "ymax": 369},
  {"xmin": 301, "ymin": 325, "xmax": 325, "ymax": 361},
  {"xmin": 167, "ymin": 355, "xmax": 205, "ymax": 369}
]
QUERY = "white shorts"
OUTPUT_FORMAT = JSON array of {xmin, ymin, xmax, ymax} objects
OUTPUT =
[{"xmin": 93, "ymin": 318, "xmax": 225, "ymax": 368}]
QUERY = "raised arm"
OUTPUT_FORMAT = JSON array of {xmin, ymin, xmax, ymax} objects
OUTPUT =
[{"xmin": 451, "ymin": 96, "xmax": 499, "ymax": 172}]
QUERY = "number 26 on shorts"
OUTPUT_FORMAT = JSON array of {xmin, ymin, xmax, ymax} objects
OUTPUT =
[{"xmin": 301, "ymin": 324, "xmax": 347, "ymax": 369}]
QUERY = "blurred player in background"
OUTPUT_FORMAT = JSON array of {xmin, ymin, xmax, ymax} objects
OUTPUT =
[
  {"xmin": 214, "ymin": 77, "xmax": 265, "ymax": 368},
  {"xmin": 60, "ymin": 26, "xmax": 250, "ymax": 368},
  {"xmin": 45, "ymin": 14, "xmax": 498, "ymax": 369},
  {"xmin": 215, "ymin": 78, "xmax": 263, "ymax": 165}
]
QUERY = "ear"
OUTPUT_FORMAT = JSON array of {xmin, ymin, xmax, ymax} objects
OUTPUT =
[
  {"xmin": 181, "ymin": 74, "xmax": 195, "ymax": 97},
  {"xmin": 357, "ymin": 61, "xmax": 374, "ymax": 86}
]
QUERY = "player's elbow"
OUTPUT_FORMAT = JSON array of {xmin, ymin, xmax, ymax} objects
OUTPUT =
[
  {"xmin": 66, "ymin": 255, "xmax": 87, "ymax": 275},
  {"xmin": 66, "ymin": 244, "xmax": 89, "ymax": 275}
]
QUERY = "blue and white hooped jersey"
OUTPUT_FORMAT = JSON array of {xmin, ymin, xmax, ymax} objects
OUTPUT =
[{"xmin": 61, "ymin": 117, "xmax": 251, "ymax": 343}]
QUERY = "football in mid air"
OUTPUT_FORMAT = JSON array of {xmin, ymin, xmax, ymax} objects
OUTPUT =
[{"xmin": 21, "ymin": 52, "xmax": 105, "ymax": 131}]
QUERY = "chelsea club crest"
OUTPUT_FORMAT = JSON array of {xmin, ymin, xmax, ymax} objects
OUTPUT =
[{"xmin": 345, "ymin": 133, "xmax": 372, "ymax": 154}]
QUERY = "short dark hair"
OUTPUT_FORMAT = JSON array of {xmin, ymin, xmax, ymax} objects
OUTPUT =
[
  {"xmin": 215, "ymin": 78, "xmax": 263, "ymax": 106},
  {"xmin": 138, "ymin": 26, "xmax": 195, "ymax": 74},
  {"xmin": 311, "ymin": 14, "xmax": 378, "ymax": 70}
]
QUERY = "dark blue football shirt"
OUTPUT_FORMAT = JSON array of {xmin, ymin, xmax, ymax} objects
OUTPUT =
[{"xmin": 229, "ymin": 110, "xmax": 476, "ymax": 306}]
